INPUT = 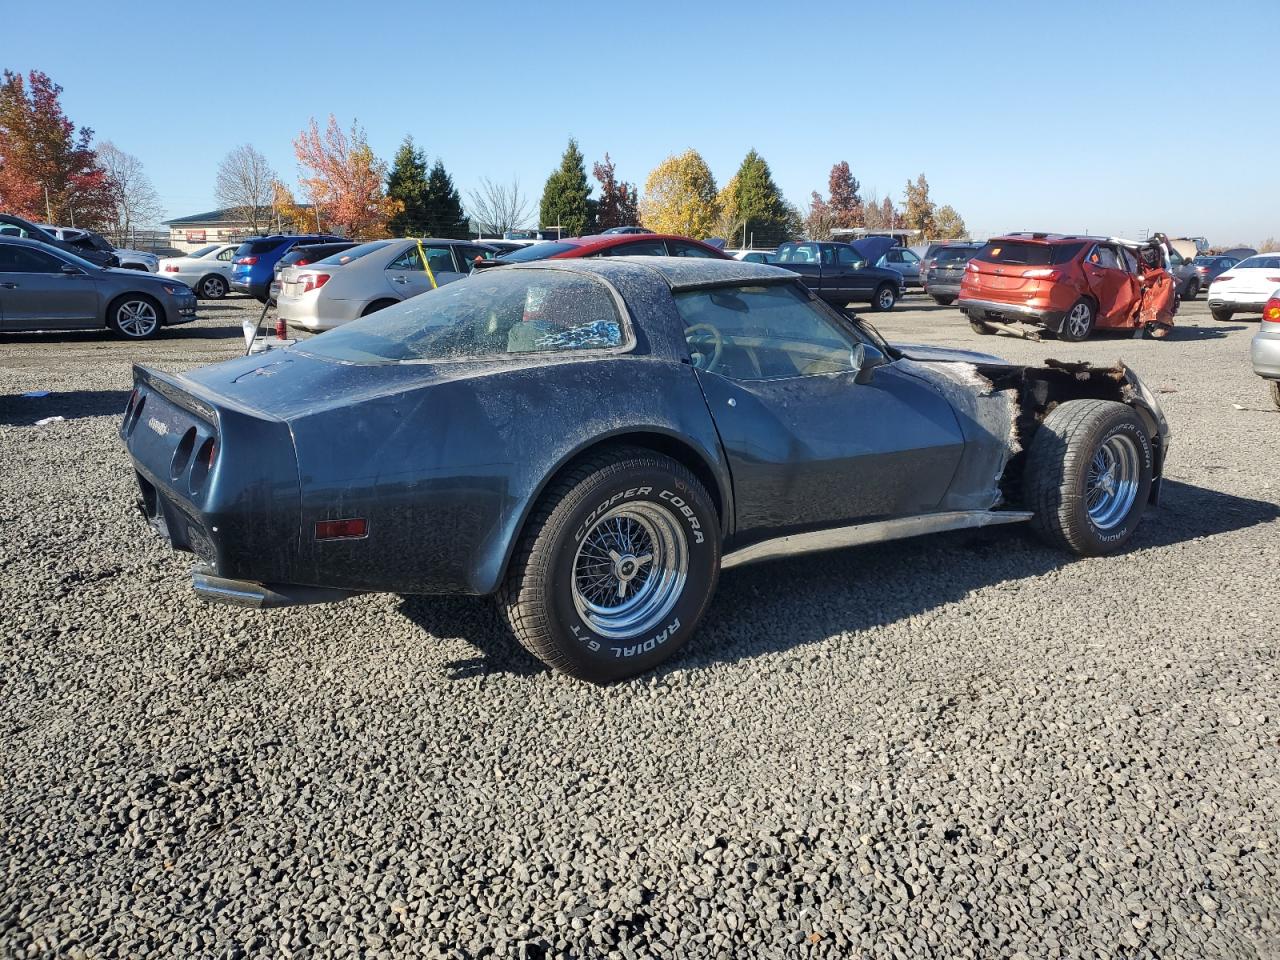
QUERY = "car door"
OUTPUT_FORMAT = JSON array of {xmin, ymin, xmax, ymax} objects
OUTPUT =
[
  {"xmin": 677, "ymin": 282, "xmax": 965, "ymax": 543},
  {"xmin": 215, "ymin": 245, "xmax": 237, "ymax": 278},
  {"xmin": 0, "ymin": 245, "xmax": 100, "ymax": 329},
  {"xmin": 1082, "ymin": 244, "xmax": 1132, "ymax": 323},
  {"xmin": 384, "ymin": 243, "xmax": 463, "ymax": 299},
  {"xmin": 833, "ymin": 244, "xmax": 873, "ymax": 299}
]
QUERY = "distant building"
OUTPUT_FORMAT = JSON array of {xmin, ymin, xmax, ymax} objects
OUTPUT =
[{"xmin": 163, "ymin": 206, "xmax": 316, "ymax": 252}]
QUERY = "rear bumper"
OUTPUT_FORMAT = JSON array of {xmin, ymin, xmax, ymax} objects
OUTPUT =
[
  {"xmin": 1208, "ymin": 295, "xmax": 1268, "ymax": 312},
  {"xmin": 958, "ymin": 297, "xmax": 1066, "ymax": 330},
  {"xmin": 278, "ymin": 293, "xmax": 363, "ymax": 331},
  {"xmin": 926, "ymin": 280, "xmax": 962, "ymax": 296},
  {"xmin": 192, "ymin": 565, "xmax": 360, "ymax": 609},
  {"xmin": 231, "ymin": 278, "xmax": 270, "ymax": 301},
  {"xmin": 1252, "ymin": 326, "xmax": 1280, "ymax": 378}
]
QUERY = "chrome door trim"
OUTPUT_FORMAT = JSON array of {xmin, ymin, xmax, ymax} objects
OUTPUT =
[{"xmin": 720, "ymin": 510, "xmax": 1034, "ymax": 570}]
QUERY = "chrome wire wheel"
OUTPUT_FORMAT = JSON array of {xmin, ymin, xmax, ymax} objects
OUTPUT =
[
  {"xmin": 116, "ymin": 299, "xmax": 158, "ymax": 337},
  {"xmin": 571, "ymin": 502, "xmax": 688, "ymax": 640},
  {"xmin": 1085, "ymin": 434, "xmax": 1141, "ymax": 530},
  {"xmin": 1065, "ymin": 302, "xmax": 1093, "ymax": 340}
]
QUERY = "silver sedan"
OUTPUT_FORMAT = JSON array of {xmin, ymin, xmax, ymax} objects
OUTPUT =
[
  {"xmin": 276, "ymin": 238, "xmax": 497, "ymax": 331},
  {"xmin": 0, "ymin": 236, "xmax": 196, "ymax": 339}
]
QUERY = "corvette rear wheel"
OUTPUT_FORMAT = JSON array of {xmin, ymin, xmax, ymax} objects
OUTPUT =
[
  {"xmin": 1024, "ymin": 399, "xmax": 1153, "ymax": 556},
  {"xmin": 500, "ymin": 447, "xmax": 719, "ymax": 682}
]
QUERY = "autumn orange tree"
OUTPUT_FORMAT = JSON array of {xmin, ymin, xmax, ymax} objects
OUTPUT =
[
  {"xmin": 0, "ymin": 70, "xmax": 115, "ymax": 228},
  {"xmin": 293, "ymin": 116, "xmax": 400, "ymax": 237}
]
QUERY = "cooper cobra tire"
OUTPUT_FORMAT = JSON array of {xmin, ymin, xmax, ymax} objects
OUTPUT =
[
  {"xmin": 1025, "ymin": 399, "xmax": 1153, "ymax": 556},
  {"xmin": 1058, "ymin": 298, "xmax": 1096, "ymax": 342},
  {"xmin": 499, "ymin": 447, "xmax": 719, "ymax": 682},
  {"xmin": 198, "ymin": 275, "xmax": 227, "ymax": 299},
  {"xmin": 870, "ymin": 283, "xmax": 897, "ymax": 312},
  {"xmin": 932, "ymin": 295, "xmax": 956, "ymax": 306},
  {"xmin": 1210, "ymin": 307, "xmax": 1233, "ymax": 322}
]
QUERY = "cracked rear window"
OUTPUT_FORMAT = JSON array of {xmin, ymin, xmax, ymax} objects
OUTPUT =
[{"xmin": 297, "ymin": 269, "xmax": 626, "ymax": 364}]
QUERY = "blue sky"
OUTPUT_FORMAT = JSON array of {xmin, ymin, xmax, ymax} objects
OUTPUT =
[{"xmin": 5, "ymin": 0, "xmax": 1275, "ymax": 244}]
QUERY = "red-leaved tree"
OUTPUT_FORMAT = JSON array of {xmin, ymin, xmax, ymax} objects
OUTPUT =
[
  {"xmin": 293, "ymin": 115, "xmax": 400, "ymax": 237},
  {"xmin": 0, "ymin": 70, "xmax": 115, "ymax": 228},
  {"xmin": 827, "ymin": 161, "xmax": 862, "ymax": 229},
  {"xmin": 592, "ymin": 152, "xmax": 638, "ymax": 230}
]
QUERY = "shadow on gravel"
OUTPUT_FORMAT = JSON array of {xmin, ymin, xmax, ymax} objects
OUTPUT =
[
  {"xmin": 0, "ymin": 322, "xmax": 247, "ymax": 345},
  {"xmin": 396, "ymin": 481, "xmax": 1277, "ymax": 680},
  {"xmin": 397, "ymin": 595, "xmax": 548, "ymax": 680},
  {"xmin": 0, "ymin": 389, "xmax": 129, "ymax": 426},
  {"xmin": 683, "ymin": 479, "xmax": 1278, "ymax": 671}
]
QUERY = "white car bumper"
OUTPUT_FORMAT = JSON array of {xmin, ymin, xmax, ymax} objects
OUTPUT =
[{"xmin": 276, "ymin": 292, "xmax": 367, "ymax": 332}]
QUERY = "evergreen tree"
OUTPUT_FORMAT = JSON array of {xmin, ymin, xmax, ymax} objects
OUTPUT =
[
  {"xmin": 592, "ymin": 153, "xmax": 638, "ymax": 231},
  {"xmin": 719, "ymin": 149, "xmax": 790, "ymax": 247},
  {"xmin": 424, "ymin": 159, "xmax": 468, "ymax": 238},
  {"xmin": 539, "ymin": 137, "xmax": 595, "ymax": 237},
  {"xmin": 386, "ymin": 137, "xmax": 430, "ymax": 236},
  {"xmin": 828, "ymin": 161, "xmax": 862, "ymax": 228}
]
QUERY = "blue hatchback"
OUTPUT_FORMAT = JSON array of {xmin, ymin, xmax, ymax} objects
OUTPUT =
[{"xmin": 230, "ymin": 234, "xmax": 342, "ymax": 301}]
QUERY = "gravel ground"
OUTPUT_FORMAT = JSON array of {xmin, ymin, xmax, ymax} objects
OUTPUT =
[{"xmin": 2, "ymin": 292, "xmax": 1278, "ymax": 959}]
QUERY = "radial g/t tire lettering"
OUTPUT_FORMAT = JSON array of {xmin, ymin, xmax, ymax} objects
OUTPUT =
[{"xmin": 499, "ymin": 447, "xmax": 720, "ymax": 683}]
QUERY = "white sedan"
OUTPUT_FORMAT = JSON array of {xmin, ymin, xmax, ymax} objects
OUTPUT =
[
  {"xmin": 1208, "ymin": 252, "xmax": 1280, "ymax": 321},
  {"xmin": 277, "ymin": 238, "xmax": 498, "ymax": 331},
  {"xmin": 157, "ymin": 244, "xmax": 240, "ymax": 299}
]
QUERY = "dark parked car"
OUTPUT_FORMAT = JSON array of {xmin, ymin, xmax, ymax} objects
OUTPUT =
[
  {"xmin": 0, "ymin": 212, "xmax": 118, "ymax": 268},
  {"xmin": 774, "ymin": 237, "xmax": 902, "ymax": 311},
  {"xmin": 1190, "ymin": 255, "xmax": 1239, "ymax": 289},
  {"xmin": 268, "ymin": 241, "xmax": 362, "ymax": 300},
  {"xmin": 0, "ymin": 235, "xmax": 195, "ymax": 338},
  {"xmin": 600, "ymin": 226, "xmax": 654, "ymax": 235},
  {"xmin": 231, "ymin": 234, "xmax": 343, "ymax": 301},
  {"xmin": 121, "ymin": 257, "xmax": 1168, "ymax": 682},
  {"xmin": 923, "ymin": 242, "xmax": 983, "ymax": 304}
]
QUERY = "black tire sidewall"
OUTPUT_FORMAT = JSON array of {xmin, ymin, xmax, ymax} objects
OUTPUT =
[
  {"xmin": 1071, "ymin": 413, "xmax": 1153, "ymax": 552},
  {"xmin": 1059, "ymin": 299, "xmax": 1095, "ymax": 342},
  {"xmin": 543, "ymin": 462, "xmax": 719, "ymax": 679}
]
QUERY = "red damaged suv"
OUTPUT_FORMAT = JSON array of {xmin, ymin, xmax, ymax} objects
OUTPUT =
[{"xmin": 959, "ymin": 233, "xmax": 1147, "ymax": 341}]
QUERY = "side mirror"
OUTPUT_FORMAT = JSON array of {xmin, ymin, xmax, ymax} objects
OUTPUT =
[
  {"xmin": 852, "ymin": 342, "xmax": 887, "ymax": 385},
  {"xmin": 60, "ymin": 263, "xmax": 84, "ymax": 275}
]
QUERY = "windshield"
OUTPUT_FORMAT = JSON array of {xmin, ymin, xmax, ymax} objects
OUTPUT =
[
  {"xmin": 1236, "ymin": 255, "xmax": 1280, "ymax": 270},
  {"xmin": 297, "ymin": 268, "xmax": 625, "ymax": 364},
  {"xmin": 496, "ymin": 242, "xmax": 576, "ymax": 263},
  {"xmin": 313, "ymin": 240, "xmax": 395, "ymax": 266},
  {"xmin": 188, "ymin": 244, "xmax": 220, "ymax": 259},
  {"xmin": 976, "ymin": 241, "xmax": 1083, "ymax": 266}
]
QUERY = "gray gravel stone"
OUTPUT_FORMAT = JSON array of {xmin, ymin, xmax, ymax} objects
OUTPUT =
[{"xmin": 1, "ymin": 296, "xmax": 1278, "ymax": 958}]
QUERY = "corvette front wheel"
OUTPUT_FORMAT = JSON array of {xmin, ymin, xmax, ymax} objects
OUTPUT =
[{"xmin": 500, "ymin": 447, "xmax": 720, "ymax": 682}]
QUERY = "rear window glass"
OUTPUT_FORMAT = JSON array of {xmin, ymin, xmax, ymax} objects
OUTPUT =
[
  {"xmin": 236, "ymin": 239, "xmax": 287, "ymax": 256},
  {"xmin": 976, "ymin": 241, "xmax": 1083, "ymax": 266},
  {"xmin": 1236, "ymin": 255, "xmax": 1280, "ymax": 270},
  {"xmin": 496, "ymin": 242, "xmax": 577, "ymax": 263},
  {"xmin": 775, "ymin": 243, "xmax": 822, "ymax": 264},
  {"xmin": 297, "ymin": 268, "xmax": 626, "ymax": 364},
  {"xmin": 313, "ymin": 240, "xmax": 394, "ymax": 266},
  {"xmin": 187, "ymin": 244, "xmax": 219, "ymax": 258},
  {"xmin": 934, "ymin": 246, "xmax": 978, "ymax": 265}
]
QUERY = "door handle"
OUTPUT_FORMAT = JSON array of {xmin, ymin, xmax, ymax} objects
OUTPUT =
[
  {"xmin": 392, "ymin": 276, "xmax": 409, "ymax": 284},
  {"xmin": 0, "ymin": 282, "xmax": 17, "ymax": 289}
]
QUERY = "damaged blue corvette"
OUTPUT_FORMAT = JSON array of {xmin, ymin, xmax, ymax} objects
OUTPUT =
[{"xmin": 121, "ymin": 258, "xmax": 1169, "ymax": 681}]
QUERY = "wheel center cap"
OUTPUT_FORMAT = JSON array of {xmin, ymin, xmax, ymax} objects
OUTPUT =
[{"xmin": 615, "ymin": 555, "xmax": 639, "ymax": 581}]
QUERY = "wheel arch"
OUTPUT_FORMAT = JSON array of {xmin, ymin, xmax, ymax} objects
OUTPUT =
[{"xmin": 492, "ymin": 427, "xmax": 732, "ymax": 589}]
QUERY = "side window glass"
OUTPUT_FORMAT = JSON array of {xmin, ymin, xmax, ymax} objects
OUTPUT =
[
  {"xmin": 902, "ymin": 250, "xmax": 920, "ymax": 263},
  {"xmin": 0, "ymin": 247, "xmax": 62, "ymax": 273},
  {"xmin": 387, "ymin": 247, "xmax": 423, "ymax": 271},
  {"xmin": 610, "ymin": 240, "xmax": 668, "ymax": 257},
  {"xmin": 217, "ymin": 248, "xmax": 234, "ymax": 261},
  {"xmin": 1120, "ymin": 248, "xmax": 1139, "ymax": 274},
  {"xmin": 669, "ymin": 241, "xmax": 716, "ymax": 258},
  {"xmin": 674, "ymin": 283, "xmax": 856, "ymax": 381},
  {"xmin": 836, "ymin": 246, "xmax": 859, "ymax": 267}
]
